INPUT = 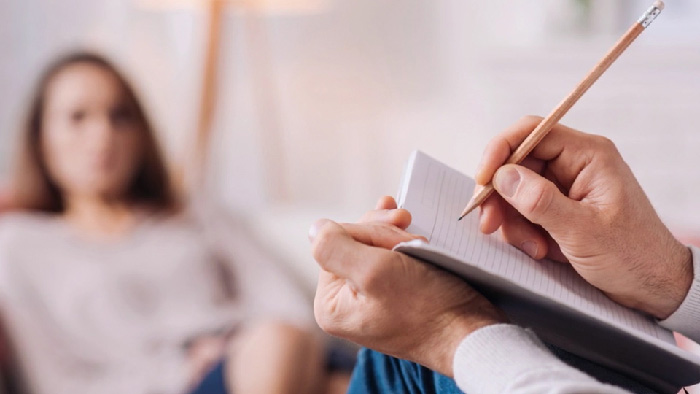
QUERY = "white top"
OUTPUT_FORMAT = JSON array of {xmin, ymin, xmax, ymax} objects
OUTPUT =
[
  {"xmin": 0, "ymin": 206, "xmax": 312, "ymax": 394},
  {"xmin": 454, "ymin": 245, "xmax": 700, "ymax": 394}
]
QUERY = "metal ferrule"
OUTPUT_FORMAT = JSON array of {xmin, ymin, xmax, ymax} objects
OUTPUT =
[{"xmin": 638, "ymin": 4, "xmax": 663, "ymax": 28}]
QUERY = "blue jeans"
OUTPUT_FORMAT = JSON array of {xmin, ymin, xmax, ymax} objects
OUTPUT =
[
  {"xmin": 348, "ymin": 348, "xmax": 464, "ymax": 394},
  {"xmin": 189, "ymin": 360, "xmax": 227, "ymax": 394},
  {"xmin": 348, "ymin": 347, "xmax": 665, "ymax": 394}
]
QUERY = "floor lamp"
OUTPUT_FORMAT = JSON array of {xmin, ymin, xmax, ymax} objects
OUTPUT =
[{"xmin": 138, "ymin": 0, "xmax": 327, "ymax": 202}]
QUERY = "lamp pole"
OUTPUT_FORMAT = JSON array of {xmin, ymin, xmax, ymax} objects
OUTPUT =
[{"xmin": 193, "ymin": 0, "xmax": 224, "ymax": 188}]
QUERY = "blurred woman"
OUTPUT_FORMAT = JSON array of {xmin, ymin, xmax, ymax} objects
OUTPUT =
[{"xmin": 0, "ymin": 52, "xmax": 328, "ymax": 394}]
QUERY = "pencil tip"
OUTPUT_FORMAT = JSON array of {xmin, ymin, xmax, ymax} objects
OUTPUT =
[{"xmin": 457, "ymin": 216, "xmax": 463, "ymax": 221}]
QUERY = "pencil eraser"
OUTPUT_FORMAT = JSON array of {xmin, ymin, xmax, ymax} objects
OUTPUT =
[{"xmin": 653, "ymin": 0, "xmax": 664, "ymax": 11}]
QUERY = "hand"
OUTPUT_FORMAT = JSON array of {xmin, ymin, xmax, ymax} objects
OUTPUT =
[
  {"xmin": 310, "ymin": 197, "xmax": 507, "ymax": 377},
  {"xmin": 477, "ymin": 116, "xmax": 693, "ymax": 319},
  {"xmin": 186, "ymin": 335, "xmax": 226, "ymax": 388},
  {"xmin": 357, "ymin": 195, "xmax": 414, "ymax": 230}
]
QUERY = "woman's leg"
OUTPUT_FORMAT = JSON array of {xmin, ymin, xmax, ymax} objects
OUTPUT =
[
  {"xmin": 226, "ymin": 320, "xmax": 325, "ymax": 394},
  {"xmin": 348, "ymin": 348, "xmax": 465, "ymax": 394}
]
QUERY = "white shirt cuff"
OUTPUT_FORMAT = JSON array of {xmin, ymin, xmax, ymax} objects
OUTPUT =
[
  {"xmin": 660, "ymin": 245, "xmax": 700, "ymax": 342},
  {"xmin": 453, "ymin": 324, "xmax": 592, "ymax": 394}
]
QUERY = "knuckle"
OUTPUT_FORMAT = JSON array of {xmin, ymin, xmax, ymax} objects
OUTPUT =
[
  {"xmin": 593, "ymin": 135, "xmax": 618, "ymax": 154},
  {"xmin": 372, "ymin": 220, "xmax": 391, "ymax": 230},
  {"xmin": 484, "ymin": 136, "xmax": 503, "ymax": 153},
  {"xmin": 520, "ymin": 114, "xmax": 543, "ymax": 125},
  {"xmin": 359, "ymin": 210, "xmax": 382, "ymax": 224},
  {"xmin": 394, "ymin": 209, "xmax": 411, "ymax": 225},
  {"xmin": 311, "ymin": 225, "xmax": 337, "ymax": 266},
  {"xmin": 523, "ymin": 182, "xmax": 554, "ymax": 218},
  {"xmin": 358, "ymin": 211, "xmax": 372, "ymax": 223},
  {"xmin": 591, "ymin": 135, "xmax": 622, "ymax": 165},
  {"xmin": 491, "ymin": 137, "xmax": 512, "ymax": 159}
]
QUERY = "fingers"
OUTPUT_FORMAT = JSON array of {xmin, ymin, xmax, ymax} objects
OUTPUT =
[
  {"xmin": 482, "ymin": 182, "xmax": 571, "ymax": 262},
  {"xmin": 476, "ymin": 135, "xmax": 513, "ymax": 186},
  {"xmin": 544, "ymin": 236, "xmax": 569, "ymax": 263},
  {"xmin": 310, "ymin": 220, "xmax": 385, "ymax": 283},
  {"xmin": 358, "ymin": 196, "xmax": 412, "ymax": 229},
  {"xmin": 499, "ymin": 213, "xmax": 570, "ymax": 262},
  {"xmin": 500, "ymin": 206, "xmax": 549, "ymax": 259},
  {"xmin": 492, "ymin": 164, "xmax": 583, "ymax": 236},
  {"xmin": 478, "ymin": 156, "xmax": 544, "ymax": 235},
  {"xmin": 342, "ymin": 221, "xmax": 426, "ymax": 248},
  {"xmin": 310, "ymin": 219, "xmax": 425, "ymax": 281},
  {"xmin": 475, "ymin": 116, "xmax": 597, "ymax": 188},
  {"xmin": 478, "ymin": 193, "xmax": 504, "ymax": 234},
  {"xmin": 476, "ymin": 116, "xmax": 544, "ymax": 185},
  {"xmin": 375, "ymin": 196, "xmax": 397, "ymax": 210},
  {"xmin": 359, "ymin": 207, "xmax": 412, "ymax": 229}
]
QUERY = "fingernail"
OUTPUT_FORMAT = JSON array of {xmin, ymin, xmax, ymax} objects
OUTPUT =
[
  {"xmin": 309, "ymin": 219, "xmax": 328, "ymax": 242},
  {"xmin": 308, "ymin": 224, "xmax": 318, "ymax": 242},
  {"xmin": 494, "ymin": 167, "xmax": 520, "ymax": 198},
  {"xmin": 521, "ymin": 241, "xmax": 538, "ymax": 258}
]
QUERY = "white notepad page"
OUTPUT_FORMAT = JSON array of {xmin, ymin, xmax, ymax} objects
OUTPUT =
[{"xmin": 396, "ymin": 150, "xmax": 675, "ymax": 346}]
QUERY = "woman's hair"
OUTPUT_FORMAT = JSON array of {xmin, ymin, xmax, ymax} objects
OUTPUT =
[{"xmin": 12, "ymin": 51, "xmax": 179, "ymax": 214}]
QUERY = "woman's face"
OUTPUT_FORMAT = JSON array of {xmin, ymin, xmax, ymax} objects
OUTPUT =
[{"xmin": 41, "ymin": 63, "xmax": 144, "ymax": 202}]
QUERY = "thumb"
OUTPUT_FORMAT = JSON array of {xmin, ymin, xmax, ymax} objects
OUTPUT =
[{"xmin": 492, "ymin": 164, "xmax": 578, "ymax": 234}]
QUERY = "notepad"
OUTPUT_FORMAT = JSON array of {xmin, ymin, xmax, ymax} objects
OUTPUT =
[{"xmin": 394, "ymin": 150, "xmax": 700, "ymax": 392}]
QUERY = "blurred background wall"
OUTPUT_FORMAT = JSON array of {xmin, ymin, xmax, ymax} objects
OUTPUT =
[
  {"xmin": 5, "ymin": 0, "xmax": 700, "ymax": 278},
  {"xmin": 2, "ymin": 0, "xmax": 699, "ymax": 218},
  {"xmin": 2, "ymin": 0, "xmax": 700, "ymax": 292}
]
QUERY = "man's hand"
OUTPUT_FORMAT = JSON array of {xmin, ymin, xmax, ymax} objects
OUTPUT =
[
  {"xmin": 310, "ymin": 197, "xmax": 507, "ymax": 377},
  {"xmin": 477, "ymin": 116, "xmax": 693, "ymax": 319}
]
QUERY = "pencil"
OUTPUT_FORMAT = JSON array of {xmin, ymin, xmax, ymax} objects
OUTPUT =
[{"xmin": 458, "ymin": 0, "xmax": 665, "ymax": 221}]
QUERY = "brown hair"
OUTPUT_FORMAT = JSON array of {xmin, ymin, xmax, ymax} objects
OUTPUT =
[{"xmin": 12, "ymin": 51, "xmax": 179, "ymax": 214}]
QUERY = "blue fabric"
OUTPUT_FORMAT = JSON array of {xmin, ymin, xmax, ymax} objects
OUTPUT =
[
  {"xmin": 349, "ymin": 346, "xmax": 665, "ymax": 394},
  {"xmin": 326, "ymin": 341, "xmax": 358, "ymax": 372},
  {"xmin": 188, "ymin": 359, "xmax": 228, "ymax": 394},
  {"xmin": 347, "ymin": 348, "xmax": 464, "ymax": 394}
]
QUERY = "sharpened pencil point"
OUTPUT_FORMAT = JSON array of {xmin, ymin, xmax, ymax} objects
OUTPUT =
[
  {"xmin": 457, "ymin": 216, "xmax": 463, "ymax": 221},
  {"xmin": 459, "ymin": 195, "xmax": 481, "ymax": 221}
]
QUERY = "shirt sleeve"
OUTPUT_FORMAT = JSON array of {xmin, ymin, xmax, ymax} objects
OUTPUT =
[
  {"xmin": 453, "ymin": 324, "xmax": 631, "ymax": 394},
  {"xmin": 659, "ymin": 245, "xmax": 700, "ymax": 342}
]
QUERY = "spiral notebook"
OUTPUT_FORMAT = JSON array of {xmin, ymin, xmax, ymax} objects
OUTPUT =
[{"xmin": 393, "ymin": 150, "xmax": 700, "ymax": 392}]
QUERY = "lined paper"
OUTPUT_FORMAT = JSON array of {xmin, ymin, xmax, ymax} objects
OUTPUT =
[{"xmin": 396, "ymin": 150, "xmax": 674, "ymax": 344}]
